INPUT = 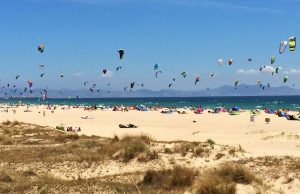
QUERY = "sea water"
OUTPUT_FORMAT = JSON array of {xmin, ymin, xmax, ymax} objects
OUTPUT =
[{"xmin": 1, "ymin": 96, "xmax": 300, "ymax": 111}]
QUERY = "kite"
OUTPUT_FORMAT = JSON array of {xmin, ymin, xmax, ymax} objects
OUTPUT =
[
  {"xmin": 271, "ymin": 56, "xmax": 276, "ymax": 64},
  {"xmin": 130, "ymin": 82, "xmax": 135, "ymax": 89},
  {"xmin": 289, "ymin": 36, "xmax": 296, "ymax": 51},
  {"xmin": 155, "ymin": 71, "xmax": 162, "ymax": 78},
  {"xmin": 154, "ymin": 64, "xmax": 159, "ymax": 71},
  {"xmin": 279, "ymin": 41, "xmax": 288, "ymax": 54},
  {"xmin": 275, "ymin": 67, "xmax": 281, "ymax": 74},
  {"xmin": 195, "ymin": 76, "xmax": 200, "ymax": 85},
  {"xmin": 181, "ymin": 72, "xmax": 187, "ymax": 78},
  {"xmin": 259, "ymin": 66, "xmax": 266, "ymax": 71},
  {"xmin": 217, "ymin": 59, "xmax": 223, "ymax": 65},
  {"xmin": 284, "ymin": 76, "xmax": 288, "ymax": 83},
  {"xmin": 118, "ymin": 49, "xmax": 125, "ymax": 60},
  {"xmin": 116, "ymin": 66, "xmax": 122, "ymax": 71},
  {"xmin": 38, "ymin": 44, "xmax": 45, "ymax": 53},
  {"xmin": 228, "ymin": 59, "xmax": 234, "ymax": 65},
  {"xmin": 234, "ymin": 80, "xmax": 239, "ymax": 87},
  {"xmin": 27, "ymin": 80, "xmax": 33, "ymax": 88}
]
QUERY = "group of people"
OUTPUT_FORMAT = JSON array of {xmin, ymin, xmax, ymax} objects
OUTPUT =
[{"xmin": 66, "ymin": 126, "xmax": 81, "ymax": 132}]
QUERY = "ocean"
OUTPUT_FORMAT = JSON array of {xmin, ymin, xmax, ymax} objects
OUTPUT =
[{"xmin": 1, "ymin": 96, "xmax": 300, "ymax": 110}]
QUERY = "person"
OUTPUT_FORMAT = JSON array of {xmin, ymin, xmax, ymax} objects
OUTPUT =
[{"xmin": 43, "ymin": 111, "xmax": 45, "ymax": 117}]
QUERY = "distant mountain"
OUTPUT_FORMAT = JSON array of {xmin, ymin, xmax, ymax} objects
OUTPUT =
[{"xmin": 1, "ymin": 85, "xmax": 300, "ymax": 98}]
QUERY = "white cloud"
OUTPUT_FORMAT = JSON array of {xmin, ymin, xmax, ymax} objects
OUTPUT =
[
  {"xmin": 236, "ymin": 69, "xmax": 257, "ymax": 75},
  {"xmin": 237, "ymin": 66, "xmax": 276, "ymax": 75},
  {"xmin": 261, "ymin": 66, "xmax": 275, "ymax": 73},
  {"xmin": 72, "ymin": 72, "xmax": 84, "ymax": 77},
  {"xmin": 283, "ymin": 69, "xmax": 300, "ymax": 75},
  {"xmin": 101, "ymin": 70, "xmax": 113, "ymax": 78}
]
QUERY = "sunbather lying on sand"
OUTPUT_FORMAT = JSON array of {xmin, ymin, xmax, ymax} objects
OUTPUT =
[{"xmin": 119, "ymin": 123, "xmax": 138, "ymax": 128}]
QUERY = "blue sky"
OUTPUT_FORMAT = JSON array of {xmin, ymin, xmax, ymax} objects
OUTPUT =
[{"xmin": 0, "ymin": 0, "xmax": 299, "ymax": 91}]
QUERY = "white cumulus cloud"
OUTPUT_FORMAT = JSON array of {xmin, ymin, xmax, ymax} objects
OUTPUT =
[
  {"xmin": 101, "ymin": 70, "xmax": 113, "ymax": 78},
  {"xmin": 236, "ymin": 69, "xmax": 257, "ymax": 75},
  {"xmin": 283, "ymin": 69, "xmax": 300, "ymax": 75}
]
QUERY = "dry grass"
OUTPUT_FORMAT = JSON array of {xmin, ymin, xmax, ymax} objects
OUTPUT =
[
  {"xmin": 142, "ymin": 165, "xmax": 197, "ymax": 189},
  {"xmin": 0, "ymin": 135, "xmax": 14, "ymax": 145},
  {"xmin": 174, "ymin": 142, "xmax": 200, "ymax": 156},
  {"xmin": 215, "ymin": 153, "xmax": 225, "ymax": 160},
  {"xmin": 195, "ymin": 162, "xmax": 259, "ymax": 194},
  {"xmin": 0, "ymin": 133, "xmax": 156, "ymax": 163},
  {"xmin": 0, "ymin": 168, "xmax": 136, "ymax": 194},
  {"xmin": 54, "ymin": 133, "xmax": 80, "ymax": 143}
]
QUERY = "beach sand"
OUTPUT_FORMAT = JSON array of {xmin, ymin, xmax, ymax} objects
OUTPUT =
[{"xmin": 1, "ymin": 105, "xmax": 299, "ymax": 156}]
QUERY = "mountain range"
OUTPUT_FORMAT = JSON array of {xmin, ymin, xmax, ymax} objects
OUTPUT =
[{"xmin": 2, "ymin": 85, "xmax": 299, "ymax": 98}]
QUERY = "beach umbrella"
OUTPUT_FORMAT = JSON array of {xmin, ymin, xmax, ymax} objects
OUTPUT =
[
  {"xmin": 271, "ymin": 56, "xmax": 276, "ymax": 64},
  {"xmin": 38, "ymin": 44, "xmax": 45, "ymax": 53},
  {"xmin": 118, "ymin": 49, "xmax": 125, "ymax": 60},
  {"xmin": 289, "ymin": 36, "xmax": 296, "ymax": 51},
  {"xmin": 279, "ymin": 41, "xmax": 288, "ymax": 54}
]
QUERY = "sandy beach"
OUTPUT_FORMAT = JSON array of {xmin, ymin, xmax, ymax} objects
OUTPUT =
[
  {"xmin": 1, "ymin": 105, "xmax": 299, "ymax": 156},
  {"xmin": 1, "ymin": 105, "xmax": 300, "ymax": 193}
]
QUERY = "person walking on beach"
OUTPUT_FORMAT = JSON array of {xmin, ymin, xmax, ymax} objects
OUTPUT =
[{"xmin": 43, "ymin": 111, "xmax": 45, "ymax": 117}]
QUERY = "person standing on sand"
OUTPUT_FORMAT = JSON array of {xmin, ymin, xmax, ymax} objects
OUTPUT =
[{"xmin": 43, "ymin": 111, "xmax": 45, "ymax": 117}]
